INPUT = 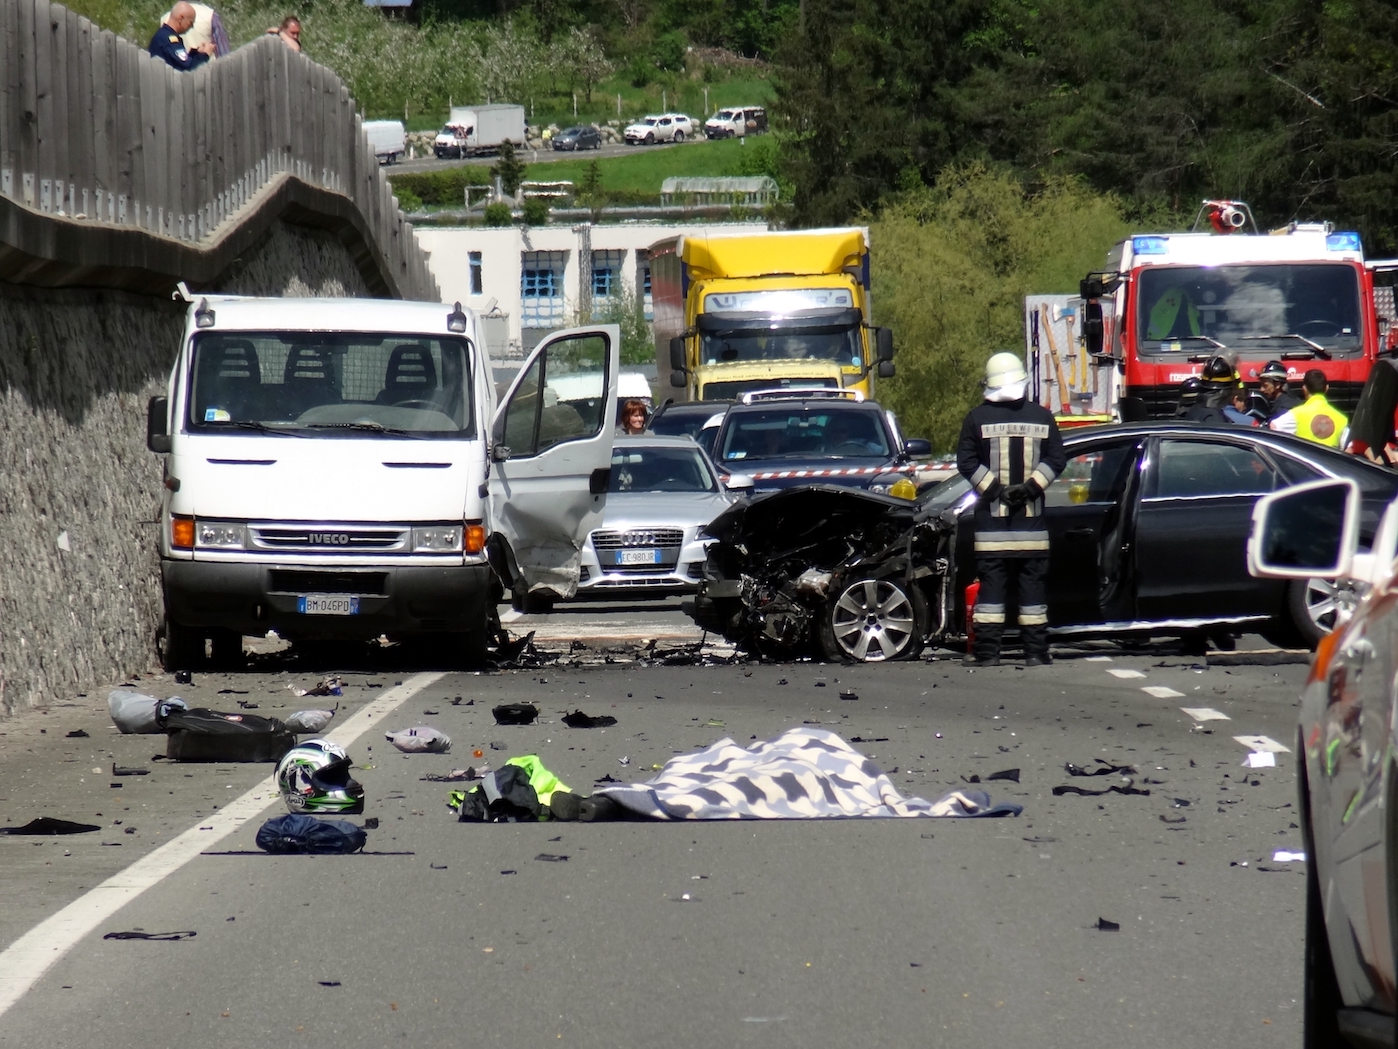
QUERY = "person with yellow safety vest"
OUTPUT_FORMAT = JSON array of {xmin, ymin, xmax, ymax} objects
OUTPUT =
[{"xmin": 1269, "ymin": 369, "xmax": 1348, "ymax": 447}]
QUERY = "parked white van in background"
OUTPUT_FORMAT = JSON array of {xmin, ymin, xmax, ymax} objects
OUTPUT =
[
  {"xmin": 363, "ymin": 119, "xmax": 406, "ymax": 164},
  {"xmin": 146, "ymin": 296, "xmax": 618, "ymax": 668}
]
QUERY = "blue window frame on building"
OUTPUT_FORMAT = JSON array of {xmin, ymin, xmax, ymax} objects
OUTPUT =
[
  {"xmin": 469, "ymin": 251, "xmax": 483, "ymax": 296},
  {"xmin": 592, "ymin": 249, "xmax": 625, "ymax": 302},
  {"xmin": 636, "ymin": 249, "xmax": 653, "ymax": 320},
  {"xmin": 520, "ymin": 251, "xmax": 567, "ymax": 326}
]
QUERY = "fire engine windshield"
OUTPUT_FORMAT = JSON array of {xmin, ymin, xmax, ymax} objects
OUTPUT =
[{"xmin": 1135, "ymin": 264, "xmax": 1363, "ymax": 358}]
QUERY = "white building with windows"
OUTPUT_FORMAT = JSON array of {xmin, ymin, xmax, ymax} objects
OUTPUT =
[{"xmin": 416, "ymin": 222, "xmax": 768, "ymax": 358}]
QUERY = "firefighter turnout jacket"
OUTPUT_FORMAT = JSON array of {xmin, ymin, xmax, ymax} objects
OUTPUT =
[
  {"xmin": 956, "ymin": 399, "xmax": 1067, "ymax": 557},
  {"xmin": 1270, "ymin": 393, "xmax": 1348, "ymax": 448}
]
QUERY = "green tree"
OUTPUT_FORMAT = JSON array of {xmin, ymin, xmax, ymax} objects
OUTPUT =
[
  {"xmin": 576, "ymin": 160, "xmax": 609, "ymax": 220},
  {"xmin": 491, "ymin": 141, "xmax": 528, "ymax": 197},
  {"xmin": 872, "ymin": 165, "xmax": 1132, "ymax": 451}
]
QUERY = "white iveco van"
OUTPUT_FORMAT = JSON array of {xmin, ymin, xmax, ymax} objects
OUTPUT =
[{"xmin": 146, "ymin": 295, "xmax": 619, "ymax": 668}]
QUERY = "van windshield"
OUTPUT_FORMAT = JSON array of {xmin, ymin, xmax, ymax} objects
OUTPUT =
[
  {"xmin": 1135, "ymin": 263, "xmax": 1364, "ymax": 359},
  {"xmin": 186, "ymin": 332, "xmax": 474, "ymax": 438}
]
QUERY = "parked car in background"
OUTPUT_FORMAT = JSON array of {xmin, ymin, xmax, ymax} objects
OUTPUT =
[
  {"xmin": 552, "ymin": 125, "xmax": 601, "ymax": 151},
  {"xmin": 648, "ymin": 399, "xmax": 732, "ymax": 458},
  {"xmin": 708, "ymin": 390, "xmax": 928, "ymax": 495},
  {"xmin": 624, "ymin": 113, "xmax": 694, "ymax": 145},
  {"xmin": 363, "ymin": 120, "xmax": 406, "ymax": 165},
  {"xmin": 704, "ymin": 106, "xmax": 768, "ymax": 139},
  {"xmin": 570, "ymin": 436, "xmax": 750, "ymax": 600},
  {"xmin": 1248, "ymin": 478, "xmax": 1398, "ymax": 1046}
]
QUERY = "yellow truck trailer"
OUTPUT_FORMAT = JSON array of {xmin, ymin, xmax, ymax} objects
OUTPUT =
[{"xmin": 650, "ymin": 228, "xmax": 895, "ymax": 401}]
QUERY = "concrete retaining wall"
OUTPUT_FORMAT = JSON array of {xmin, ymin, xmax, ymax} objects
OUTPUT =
[{"xmin": 0, "ymin": 221, "xmax": 369, "ymax": 717}]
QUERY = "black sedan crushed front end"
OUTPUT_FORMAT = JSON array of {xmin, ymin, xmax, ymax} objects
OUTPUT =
[{"xmin": 691, "ymin": 486, "xmax": 955, "ymax": 661}]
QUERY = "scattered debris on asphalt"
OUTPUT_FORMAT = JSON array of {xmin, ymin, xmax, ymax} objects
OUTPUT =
[
  {"xmin": 163, "ymin": 708, "xmax": 295, "ymax": 762},
  {"xmin": 839, "ymin": 690, "xmax": 859, "ymax": 701},
  {"xmin": 492, "ymin": 703, "xmax": 538, "ymax": 726},
  {"xmin": 1096, "ymin": 918, "xmax": 1120, "ymax": 932},
  {"xmin": 385, "ymin": 727, "xmax": 452, "ymax": 754},
  {"xmin": 561, "ymin": 710, "xmax": 617, "ymax": 728},
  {"xmin": 535, "ymin": 853, "xmax": 569, "ymax": 862},
  {"xmin": 65, "ymin": 729, "xmax": 89, "ymax": 738},
  {"xmin": 1065, "ymin": 760, "xmax": 1136, "ymax": 777},
  {"xmin": 289, "ymin": 676, "xmax": 343, "ymax": 698},
  {"xmin": 2, "ymin": 818, "xmax": 101, "ymax": 835},
  {"xmin": 986, "ymin": 768, "xmax": 1020, "ymax": 783},
  {"xmin": 285, "ymin": 708, "xmax": 336, "ymax": 733},
  {"xmin": 1052, "ymin": 783, "xmax": 1150, "ymax": 797},
  {"xmin": 111, "ymin": 764, "xmax": 149, "ymax": 777},
  {"xmin": 102, "ymin": 930, "xmax": 196, "ymax": 941}
]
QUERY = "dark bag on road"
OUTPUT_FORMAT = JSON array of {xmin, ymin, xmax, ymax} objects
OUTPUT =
[
  {"xmin": 457, "ymin": 765, "xmax": 541, "ymax": 823},
  {"xmin": 160, "ymin": 707, "xmax": 296, "ymax": 762},
  {"xmin": 255, "ymin": 814, "xmax": 367, "ymax": 854}
]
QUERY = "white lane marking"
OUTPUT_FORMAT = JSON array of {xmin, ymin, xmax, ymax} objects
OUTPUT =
[
  {"xmin": 1273, "ymin": 849, "xmax": 1306, "ymax": 863},
  {"xmin": 1244, "ymin": 751, "xmax": 1277, "ymax": 768},
  {"xmin": 1106, "ymin": 668, "xmax": 1146, "ymax": 679},
  {"xmin": 1233, "ymin": 734, "xmax": 1291, "ymax": 753},
  {"xmin": 1083, "ymin": 656, "xmax": 1113, "ymax": 662},
  {"xmin": 0, "ymin": 672, "xmax": 443, "ymax": 1019},
  {"xmin": 1142, "ymin": 685, "xmax": 1186, "ymax": 698},
  {"xmin": 1180, "ymin": 706, "xmax": 1230, "ymax": 721},
  {"xmin": 499, "ymin": 610, "xmax": 523, "ymax": 623}
]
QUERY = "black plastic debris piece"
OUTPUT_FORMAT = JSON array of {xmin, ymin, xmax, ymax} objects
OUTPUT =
[
  {"xmin": 1159, "ymin": 814, "xmax": 1187, "ymax": 824},
  {"xmin": 987, "ymin": 768, "xmax": 1020, "ymax": 783},
  {"xmin": 494, "ymin": 630, "xmax": 537, "ymax": 664},
  {"xmin": 1052, "ymin": 783, "xmax": 1150, "ymax": 797},
  {"xmin": 1172, "ymin": 798, "xmax": 1191, "ymax": 808},
  {"xmin": 562, "ymin": 710, "xmax": 618, "ymax": 729},
  {"xmin": 219, "ymin": 689, "xmax": 250, "ymax": 695},
  {"xmin": 534, "ymin": 853, "xmax": 569, "ymax": 862},
  {"xmin": 235, "ymin": 700, "xmax": 259, "ymax": 709},
  {"xmin": 814, "ymin": 681, "xmax": 827, "ymax": 688},
  {"xmin": 1023, "ymin": 836, "xmax": 1057, "ymax": 843},
  {"xmin": 1065, "ymin": 760, "xmax": 1136, "ymax": 777},
  {"xmin": 848, "ymin": 736, "xmax": 889, "ymax": 743},
  {"xmin": 490, "ymin": 741, "xmax": 507, "ymax": 751},
  {"xmin": 2, "ymin": 818, "xmax": 101, "ymax": 835},
  {"xmin": 778, "ymin": 679, "xmax": 788, "ymax": 685},
  {"xmin": 103, "ymin": 930, "xmax": 196, "ymax": 941},
  {"xmin": 500, "ymin": 869, "xmax": 517, "ymax": 875},
  {"xmin": 112, "ymin": 764, "xmax": 149, "ymax": 777},
  {"xmin": 109, "ymin": 782, "xmax": 123, "ymax": 789},
  {"xmin": 174, "ymin": 670, "xmax": 192, "ymax": 684},
  {"xmin": 961, "ymin": 774, "xmax": 981, "ymax": 784},
  {"xmin": 1096, "ymin": 918, "xmax": 1120, "ymax": 932},
  {"xmin": 65, "ymin": 729, "xmax": 89, "ymax": 738},
  {"xmin": 363, "ymin": 818, "xmax": 380, "ymax": 829},
  {"xmin": 429, "ymin": 863, "xmax": 448, "ymax": 870},
  {"xmin": 318, "ymin": 981, "xmax": 342, "ymax": 987},
  {"xmin": 492, "ymin": 703, "xmax": 538, "ymax": 726},
  {"xmin": 839, "ymin": 690, "xmax": 859, "ymax": 701},
  {"xmin": 422, "ymin": 709, "xmax": 439, "ymax": 716},
  {"xmin": 593, "ymin": 773, "xmax": 620, "ymax": 784}
]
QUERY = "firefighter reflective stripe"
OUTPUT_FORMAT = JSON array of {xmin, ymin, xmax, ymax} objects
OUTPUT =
[
  {"xmin": 968, "ymin": 464, "xmax": 997, "ymax": 495},
  {"xmin": 1029, "ymin": 463, "xmax": 1058, "ymax": 491},
  {"xmin": 1146, "ymin": 288, "xmax": 1200, "ymax": 339},
  {"xmin": 972, "ymin": 602, "xmax": 1005, "ymax": 625},
  {"xmin": 974, "ymin": 530, "xmax": 1050, "ymax": 553},
  {"xmin": 1019, "ymin": 604, "xmax": 1049, "ymax": 626}
]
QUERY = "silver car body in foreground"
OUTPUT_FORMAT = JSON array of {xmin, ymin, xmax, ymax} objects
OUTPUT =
[
  {"xmin": 1248, "ymin": 478, "xmax": 1398, "ymax": 1047},
  {"xmin": 576, "ymin": 435, "xmax": 738, "ymax": 596}
]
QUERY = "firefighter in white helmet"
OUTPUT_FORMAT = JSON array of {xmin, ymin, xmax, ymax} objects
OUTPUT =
[{"xmin": 956, "ymin": 352, "xmax": 1066, "ymax": 667}]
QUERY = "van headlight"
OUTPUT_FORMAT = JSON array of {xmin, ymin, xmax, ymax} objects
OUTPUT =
[
  {"xmin": 412, "ymin": 526, "xmax": 463, "ymax": 552},
  {"xmin": 196, "ymin": 521, "xmax": 246, "ymax": 548}
]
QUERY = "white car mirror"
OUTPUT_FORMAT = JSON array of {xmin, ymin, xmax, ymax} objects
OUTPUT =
[
  {"xmin": 1247, "ymin": 478, "xmax": 1360, "ymax": 580},
  {"xmin": 724, "ymin": 473, "xmax": 755, "ymax": 492}
]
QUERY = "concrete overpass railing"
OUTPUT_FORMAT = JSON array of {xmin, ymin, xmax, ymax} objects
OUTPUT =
[{"xmin": 0, "ymin": 0, "xmax": 437, "ymax": 299}]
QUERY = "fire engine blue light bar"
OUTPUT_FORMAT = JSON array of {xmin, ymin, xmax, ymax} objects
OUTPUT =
[
  {"xmin": 1132, "ymin": 236, "xmax": 1169, "ymax": 255},
  {"xmin": 1326, "ymin": 232, "xmax": 1362, "ymax": 252}
]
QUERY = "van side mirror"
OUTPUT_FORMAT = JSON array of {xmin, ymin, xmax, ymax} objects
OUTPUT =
[
  {"xmin": 1247, "ymin": 478, "xmax": 1359, "ymax": 580},
  {"xmin": 147, "ymin": 396, "xmax": 171, "ymax": 453},
  {"xmin": 669, "ymin": 336, "xmax": 687, "ymax": 372},
  {"xmin": 877, "ymin": 360, "xmax": 896, "ymax": 379},
  {"xmin": 875, "ymin": 327, "xmax": 895, "ymax": 363}
]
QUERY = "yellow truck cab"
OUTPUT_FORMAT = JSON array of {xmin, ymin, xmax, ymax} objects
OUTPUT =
[{"xmin": 650, "ymin": 228, "xmax": 895, "ymax": 401}]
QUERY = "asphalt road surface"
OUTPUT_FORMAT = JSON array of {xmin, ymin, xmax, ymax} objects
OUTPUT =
[
  {"xmin": 389, "ymin": 136, "xmax": 693, "ymax": 175},
  {"xmin": 0, "ymin": 602, "xmax": 1314, "ymax": 1048}
]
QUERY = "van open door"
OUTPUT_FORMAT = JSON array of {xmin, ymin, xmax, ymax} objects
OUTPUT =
[{"xmin": 487, "ymin": 325, "xmax": 621, "ymax": 603}]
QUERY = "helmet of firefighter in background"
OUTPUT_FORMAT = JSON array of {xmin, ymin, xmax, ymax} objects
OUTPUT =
[
  {"xmin": 1201, "ymin": 355, "xmax": 1237, "ymax": 384},
  {"xmin": 1258, "ymin": 360, "xmax": 1288, "ymax": 383},
  {"xmin": 984, "ymin": 352, "xmax": 1028, "ymax": 388}
]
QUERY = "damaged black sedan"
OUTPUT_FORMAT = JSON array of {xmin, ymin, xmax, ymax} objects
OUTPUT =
[{"xmin": 689, "ymin": 423, "xmax": 1398, "ymax": 661}]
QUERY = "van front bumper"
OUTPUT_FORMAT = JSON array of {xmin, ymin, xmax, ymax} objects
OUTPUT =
[{"xmin": 162, "ymin": 559, "xmax": 493, "ymax": 640}]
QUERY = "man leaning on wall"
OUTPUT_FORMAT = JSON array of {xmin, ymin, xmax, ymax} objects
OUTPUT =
[{"xmin": 149, "ymin": 2, "xmax": 218, "ymax": 71}]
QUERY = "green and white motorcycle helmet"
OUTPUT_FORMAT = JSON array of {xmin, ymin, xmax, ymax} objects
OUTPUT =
[{"xmin": 276, "ymin": 739, "xmax": 364, "ymax": 814}]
